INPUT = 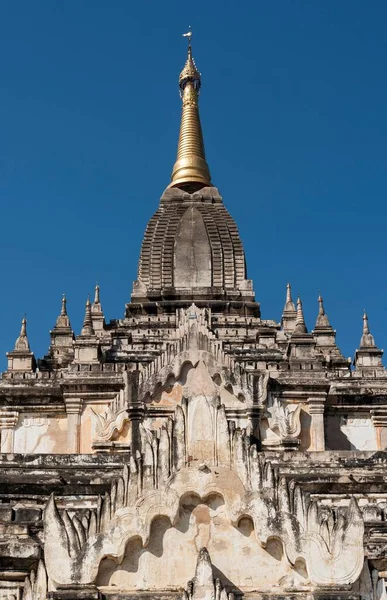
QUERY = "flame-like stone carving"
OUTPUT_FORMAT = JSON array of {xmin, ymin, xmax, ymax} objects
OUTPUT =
[
  {"xmin": 43, "ymin": 413, "xmax": 364, "ymax": 589},
  {"xmin": 267, "ymin": 399, "xmax": 302, "ymax": 439},
  {"xmin": 21, "ymin": 561, "xmax": 47, "ymax": 600}
]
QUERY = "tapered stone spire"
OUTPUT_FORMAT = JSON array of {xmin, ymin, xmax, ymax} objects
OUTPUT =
[
  {"xmin": 360, "ymin": 311, "xmax": 376, "ymax": 348},
  {"xmin": 74, "ymin": 296, "xmax": 99, "ymax": 364},
  {"xmin": 81, "ymin": 297, "xmax": 94, "ymax": 337},
  {"xmin": 169, "ymin": 35, "xmax": 211, "ymax": 189},
  {"xmin": 94, "ymin": 284, "xmax": 100, "ymax": 305},
  {"xmin": 312, "ymin": 294, "xmax": 345, "ymax": 363},
  {"xmin": 354, "ymin": 311, "xmax": 384, "ymax": 373},
  {"xmin": 45, "ymin": 295, "xmax": 74, "ymax": 368},
  {"xmin": 293, "ymin": 297, "xmax": 307, "ymax": 335},
  {"xmin": 6, "ymin": 316, "xmax": 35, "ymax": 371},
  {"xmin": 91, "ymin": 284, "xmax": 105, "ymax": 335},
  {"xmin": 314, "ymin": 294, "xmax": 331, "ymax": 329},
  {"xmin": 14, "ymin": 317, "xmax": 30, "ymax": 351},
  {"xmin": 288, "ymin": 297, "xmax": 316, "ymax": 360},
  {"xmin": 284, "ymin": 283, "xmax": 295, "ymax": 311},
  {"xmin": 61, "ymin": 294, "xmax": 67, "ymax": 316},
  {"xmin": 281, "ymin": 283, "xmax": 297, "ymax": 333},
  {"xmin": 54, "ymin": 294, "xmax": 72, "ymax": 330}
]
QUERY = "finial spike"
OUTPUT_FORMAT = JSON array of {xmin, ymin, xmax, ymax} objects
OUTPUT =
[
  {"xmin": 53, "ymin": 293, "xmax": 72, "ymax": 331},
  {"xmin": 318, "ymin": 294, "xmax": 324, "ymax": 315},
  {"xmin": 283, "ymin": 283, "xmax": 296, "ymax": 312},
  {"xmin": 14, "ymin": 315, "xmax": 31, "ymax": 352},
  {"xmin": 21, "ymin": 316, "xmax": 27, "ymax": 336},
  {"xmin": 61, "ymin": 294, "xmax": 67, "ymax": 316},
  {"xmin": 81, "ymin": 296, "xmax": 95, "ymax": 336},
  {"xmin": 293, "ymin": 297, "xmax": 307, "ymax": 335},
  {"xmin": 314, "ymin": 292, "xmax": 332, "ymax": 330},
  {"xmin": 286, "ymin": 283, "xmax": 291, "ymax": 303},
  {"xmin": 360, "ymin": 310, "xmax": 376, "ymax": 348},
  {"xmin": 94, "ymin": 284, "xmax": 100, "ymax": 305},
  {"xmin": 182, "ymin": 26, "xmax": 192, "ymax": 45},
  {"xmin": 363, "ymin": 310, "xmax": 370, "ymax": 335}
]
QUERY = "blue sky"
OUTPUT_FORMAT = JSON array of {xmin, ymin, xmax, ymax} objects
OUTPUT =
[{"xmin": 0, "ymin": 1, "xmax": 386, "ymax": 367}]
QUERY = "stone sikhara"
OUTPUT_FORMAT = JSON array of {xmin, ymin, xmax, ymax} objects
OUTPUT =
[{"xmin": 0, "ymin": 41, "xmax": 386, "ymax": 600}]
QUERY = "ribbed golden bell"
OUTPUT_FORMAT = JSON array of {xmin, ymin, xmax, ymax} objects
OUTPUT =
[{"xmin": 169, "ymin": 45, "xmax": 211, "ymax": 189}]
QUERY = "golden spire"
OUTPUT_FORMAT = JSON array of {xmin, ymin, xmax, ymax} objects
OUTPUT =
[{"xmin": 169, "ymin": 31, "xmax": 211, "ymax": 189}]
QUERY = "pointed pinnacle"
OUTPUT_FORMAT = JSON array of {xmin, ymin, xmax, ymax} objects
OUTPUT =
[
  {"xmin": 293, "ymin": 297, "xmax": 307, "ymax": 335},
  {"xmin": 81, "ymin": 297, "xmax": 94, "ymax": 336},
  {"xmin": 20, "ymin": 316, "xmax": 27, "ymax": 336},
  {"xmin": 283, "ymin": 283, "xmax": 296, "ymax": 313},
  {"xmin": 286, "ymin": 283, "xmax": 292, "ymax": 303},
  {"xmin": 61, "ymin": 294, "xmax": 67, "ymax": 316},
  {"xmin": 314, "ymin": 293, "xmax": 332, "ymax": 330},
  {"xmin": 318, "ymin": 294, "xmax": 325, "ymax": 315},
  {"xmin": 14, "ymin": 316, "xmax": 31, "ymax": 352},
  {"xmin": 363, "ymin": 310, "xmax": 370, "ymax": 335},
  {"xmin": 360, "ymin": 310, "xmax": 376, "ymax": 348},
  {"xmin": 94, "ymin": 284, "xmax": 100, "ymax": 305}
]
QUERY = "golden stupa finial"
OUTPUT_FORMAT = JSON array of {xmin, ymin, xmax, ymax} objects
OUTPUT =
[{"xmin": 169, "ymin": 28, "xmax": 212, "ymax": 189}]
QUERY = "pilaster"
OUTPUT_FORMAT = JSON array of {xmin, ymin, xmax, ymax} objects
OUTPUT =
[
  {"xmin": 0, "ymin": 410, "xmax": 19, "ymax": 453},
  {"xmin": 371, "ymin": 409, "xmax": 387, "ymax": 450},
  {"xmin": 65, "ymin": 398, "xmax": 82, "ymax": 454},
  {"xmin": 308, "ymin": 397, "xmax": 326, "ymax": 451}
]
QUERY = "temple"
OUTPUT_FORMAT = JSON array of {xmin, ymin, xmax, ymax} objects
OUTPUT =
[{"xmin": 0, "ymin": 38, "xmax": 386, "ymax": 600}]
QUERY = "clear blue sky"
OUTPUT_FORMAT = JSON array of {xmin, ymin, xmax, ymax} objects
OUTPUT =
[{"xmin": 1, "ymin": 1, "xmax": 386, "ymax": 367}]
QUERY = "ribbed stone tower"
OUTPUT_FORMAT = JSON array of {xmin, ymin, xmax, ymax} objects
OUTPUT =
[
  {"xmin": 132, "ymin": 41, "xmax": 254, "ymax": 306},
  {"xmin": 0, "ymin": 34, "xmax": 386, "ymax": 600}
]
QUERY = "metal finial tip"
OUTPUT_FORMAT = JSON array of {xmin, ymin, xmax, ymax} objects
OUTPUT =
[{"xmin": 182, "ymin": 27, "xmax": 192, "ymax": 42}]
